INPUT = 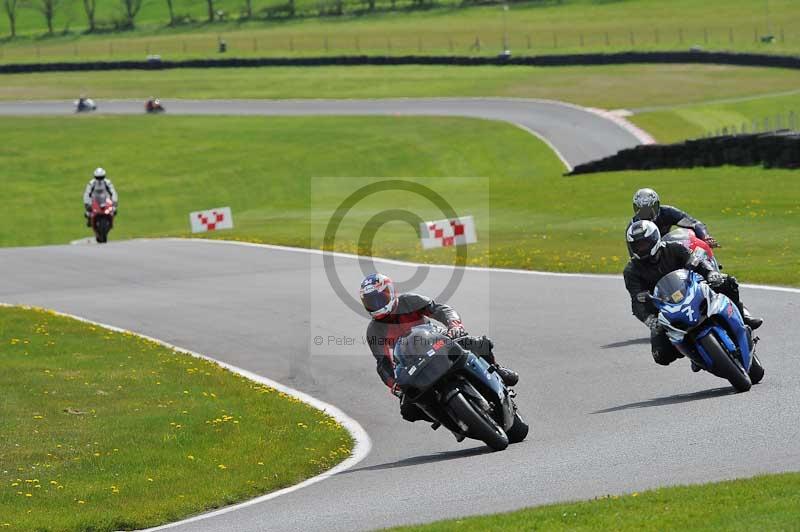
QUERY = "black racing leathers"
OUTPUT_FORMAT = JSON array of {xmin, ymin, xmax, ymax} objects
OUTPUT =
[
  {"xmin": 623, "ymin": 242, "xmax": 745, "ymax": 366},
  {"xmin": 630, "ymin": 204, "xmax": 709, "ymax": 240},
  {"xmin": 624, "ymin": 242, "xmax": 716, "ymax": 323}
]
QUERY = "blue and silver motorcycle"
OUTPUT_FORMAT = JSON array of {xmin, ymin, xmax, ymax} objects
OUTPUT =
[
  {"xmin": 393, "ymin": 323, "xmax": 528, "ymax": 451},
  {"xmin": 649, "ymin": 269, "xmax": 764, "ymax": 392}
]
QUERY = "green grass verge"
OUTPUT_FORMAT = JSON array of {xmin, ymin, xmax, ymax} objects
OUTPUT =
[
  {"xmin": 389, "ymin": 472, "xmax": 800, "ymax": 531},
  {"xmin": 3, "ymin": 115, "xmax": 798, "ymax": 286},
  {"xmin": 630, "ymin": 91, "xmax": 800, "ymax": 143},
  {"xmin": 2, "ymin": 65, "xmax": 800, "ymax": 110},
  {"xmin": 0, "ymin": 0, "xmax": 799, "ymax": 62},
  {"xmin": 0, "ymin": 305, "xmax": 353, "ymax": 531}
]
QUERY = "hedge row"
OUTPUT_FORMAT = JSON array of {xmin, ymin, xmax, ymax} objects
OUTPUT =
[
  {"xmin": 568, "ymin": 131, "xmax": 800, "ymax": 175},
  {"xmin": 2, "ymin": 50, "xmax": 800, "ymax": 74}
]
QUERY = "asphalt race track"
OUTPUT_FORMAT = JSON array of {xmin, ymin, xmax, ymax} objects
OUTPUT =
[
  {"xmin": 1, "ymin": 99, "xmax": 798, "ymax": 531},
  {"xmin": 1, "ymin": 240, "xmax": 798, "ymax": 531},
  {"xmin": 0, "ymin": 98, "xmax": 651, "ymax": 169}
]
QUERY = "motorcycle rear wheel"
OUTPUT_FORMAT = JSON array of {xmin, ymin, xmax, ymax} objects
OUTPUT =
[
  {"xmin": 448, "ymin": 393, "xmax": 508, "ymax": 451},
  {"xmin": 699, "ymin": 333, "xmax": 751, "ymax": 392}
]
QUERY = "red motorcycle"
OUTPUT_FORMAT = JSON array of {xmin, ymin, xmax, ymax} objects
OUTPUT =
[
  {"xmin": 90, "ymin": 193, "xmax": 116, "ymax": 243},
  {"xmin": 662, "ymin": 228, "xmax": 720, "ymax": 270}
]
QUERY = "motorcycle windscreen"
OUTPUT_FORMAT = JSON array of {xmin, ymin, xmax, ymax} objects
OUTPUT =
[
  {"xmin": 654, "ymin": 269, "xmax": 692, "ymax": 304},
  {"xmin": 393, "ymin": 329, "xmax": 458, "ymax": 391},
  {"xmin": 662, "ymin": 227, "xmax": 691, "ymax": 242}
]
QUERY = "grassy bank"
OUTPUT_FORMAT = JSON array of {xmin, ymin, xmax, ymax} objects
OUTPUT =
[
  {"xmin": 390, "ymin": 472, "xmax": 800, "ymax": 531},
  {"xmin": 2, "ymin": 115, "xmax": 798, "ymax": 285},
  {"xmin": 630, "ymin": 91, "xmax": 800, "ymax": 143},
  {"xmin": 0, "ymin": 305, "xmax": 353, "ymax": 531},
  {"xmin": 1, "ymin": 65, "xmax": 799, "ymax": 111},
  {"xmin": 0, "ymin": 0, "xmax": 798, "ymax": 62}
]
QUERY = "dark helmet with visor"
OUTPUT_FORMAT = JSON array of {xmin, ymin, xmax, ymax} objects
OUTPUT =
[{"xmin": 632, "ymin": 188, "xmax": 660, "ymax": 221}]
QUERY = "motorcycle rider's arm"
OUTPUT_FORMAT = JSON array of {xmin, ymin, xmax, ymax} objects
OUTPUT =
[
  {"xmin": 416, "ymin": 293, "xmax": 463, "ymax": 330},
  {"xmin": 83, "ymin": 180, "xmax": 94, "ymax": 207},
  {"xmin": 662, "ymin": 205, "xmax": 709, "ymax": 240},
  {"xmin": 106, "ymin": 179, "xmax": 119, "ymax": 206},
  {"xmin": 623, "ymin": 262, "xmax": 653, "ymax": 323},
  {"xmin": 679, "ymin": 243, "xmax": 717, "ymax": 280},
  {"xmin": 366, "ymin": 322, "xmax": 395, "ymax": 387}
]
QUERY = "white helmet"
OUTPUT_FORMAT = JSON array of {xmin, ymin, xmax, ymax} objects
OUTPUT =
[
  {"xmin": 626, "ymin": 220, "xmax": 664, "ymax": 262},
  {"xmin": 93, "ymin": 167, "xmax": 106, "ymax": 179}
]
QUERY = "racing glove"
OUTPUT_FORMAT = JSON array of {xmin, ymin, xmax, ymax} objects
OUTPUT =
[
  {"xmin": 645, "ymin": 314, "xmax": 662, "ymax": 334},
  {"xmin": 706, "ymin": 271, "xmax": 726, "ymax": 288},
  {"xmin": 446, "ymin": 322, "xmax": 467, "ymax": 339},
  {"xmin": 390, "ymin": 383, "xmax": 404, "ymax": 399},
  {"xmin": 704, "ymin": 235, "xmax": 720, "ymax": 248}
]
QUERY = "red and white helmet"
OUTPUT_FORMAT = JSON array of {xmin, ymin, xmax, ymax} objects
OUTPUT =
[{"xmin": 359, "ymin": 273, "xmax": 398, "ymax": 319}]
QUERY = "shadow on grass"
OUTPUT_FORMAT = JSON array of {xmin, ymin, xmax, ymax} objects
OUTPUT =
[
  {"xmin": 591, "ymin": 386, "xmax": 736, "ymax": 414},
  {"xmin": 344, "ymin": 445, "xmax": 491, "ymax": 474}
]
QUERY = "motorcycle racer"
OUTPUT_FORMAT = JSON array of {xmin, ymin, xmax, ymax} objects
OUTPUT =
[
  {"xmin": 623, "ymin": 220, "xmax": 763, "ymax": 367},
  {"xmin": 629, "ymin": 188, "xmax": 720, "ymax": 249},
  {"xmin": 360, "ymin": 273, "xmax": 519, "ymax": 422},
  {"xmin": 83, "ymin": 168, "xmax": 118, "ymax": 226}
]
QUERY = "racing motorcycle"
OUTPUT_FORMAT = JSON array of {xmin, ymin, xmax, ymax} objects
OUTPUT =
[
  {"xmin": 662, "ymin": 228, "xmax": 720, "ymax": 270},
  {"xmin": 89, "ymin": 192, "xmax": 115, "ymax": 243},
  {"xmin": 648, "ymin": 269, "xmax": 764, "ymax": 392},
  {"xmin": 145, "ymin": 98, "xmax": 165, "ymax": 113},
  {"xmin": 393, "ymin": 323, "xmax": 528, "ymax": 451},
  {"xmin": 75, "ymin": 98, "xmax": 97, "ymax": 113}
]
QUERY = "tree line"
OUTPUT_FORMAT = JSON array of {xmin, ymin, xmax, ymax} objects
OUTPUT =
[{"xmin": 2, "ymin": 0, "xmax": 554, "ymax": 38}]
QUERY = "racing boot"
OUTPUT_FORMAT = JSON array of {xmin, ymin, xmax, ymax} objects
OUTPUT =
[
  {"xmin": 492, "ymin": 365, "xmax": 519, "ymax": 387},
  {"xmin": 690, "ymin": 361, "xmax": 702, "ymax": 373},
  {"xmin": 740, "ymin": 305, "xmax": 763, "ymax": 330}
]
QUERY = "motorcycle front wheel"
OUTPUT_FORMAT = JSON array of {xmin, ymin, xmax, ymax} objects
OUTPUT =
[
  {"xmin": 699, "ymin": 333, "xmax": 752, "ymax": 392},
  {"xmin": 448, "ymin": 392, "xmax": 508, "ymax": 451},
  {"xmin": 95, "ymin": 216, "xmax": 111, "ymax": 243}
]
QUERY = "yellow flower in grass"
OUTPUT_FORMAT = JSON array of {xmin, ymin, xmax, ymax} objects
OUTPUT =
[{"xmin": 217, "ymin": 464, "xmax": 227, "ymax": 470}]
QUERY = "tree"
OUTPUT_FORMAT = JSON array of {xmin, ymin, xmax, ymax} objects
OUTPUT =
[
  {"xmin": 3, "ymin": 0, "xmax": 18, "ymax": 37},
  {"xmin": 164, "ymin": 0, "xmax": 176, "ymax": 25},
  {"xmin": 120, "ymin": 0, "xmax": 143, "ymax": 28},
  {"xmin": 37, "ymin": 0, "xmax": 62, "ymax": 35},
  {"xmin": 205, "ymin": 0, "xmax": 214, "ymax": 22},
  {"xmin": 82, "ymin": 0, "xmax": 96, "ymax": 31}
]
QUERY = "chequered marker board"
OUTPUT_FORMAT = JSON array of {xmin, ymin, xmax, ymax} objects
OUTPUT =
[
  {"xmin": 419, "ymin": 215, "xmax": 477, "ymax": 249},
  {"xmin": 190, "ymin": 207, "xmax": 234, "ymax": 233}
]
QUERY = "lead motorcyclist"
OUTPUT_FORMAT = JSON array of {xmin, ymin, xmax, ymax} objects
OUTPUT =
[
  {"xmin": 629, "ymin": 188, "xmax": 720, "ymax": 250},
  {"xmin": 623, "ymin": 220, "xmax": 763, "ymax": 368},
  {"xmin": 83, "ymin": 167, "xmax": 118, "ymax": 226},
  {"xmin": 360, "ymin": 273, "xmax": 519, "ymax": 423}
]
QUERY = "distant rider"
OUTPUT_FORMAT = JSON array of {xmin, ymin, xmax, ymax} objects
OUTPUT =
[
  {"xmin": 83, "ymin": 167, "xmax": 118, "ymax": 226},
  {"xmin": 623, "ymin": 220, "xmax": 762, "ymax": 368},
  {"xmin": 629, "ymin": 188, "xmax": 719, "ymax": 249},
  {"xmin": 360, "ymin": 273, "xmax": 519, "ymax": 423}
]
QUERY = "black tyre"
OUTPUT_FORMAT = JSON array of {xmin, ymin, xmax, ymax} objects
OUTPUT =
[
  {"xmin": 506, "ymin": 411, "xmax": 529, "ymax": 444},
  {"xmin": 448, "ymin": 393, "xmax": 508, "ymax": 451},
  {"xmin": 95, "ymin": 217, "xmax": 111, "ymax": 244},
  {"xmin": 699, "ymin": 333, "xmax": 751, "ymax": 392},
  {"xmin": 749, "ymin": 353, "xmax": 765, "ymax": 385}
]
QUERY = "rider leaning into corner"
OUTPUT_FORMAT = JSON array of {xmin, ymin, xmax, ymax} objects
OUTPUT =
[
  {"xmin": 623, "ymin": 220, "xmax": 763, "ymax": 369},
  {"xmin": 83, "ymin": 167, "xmax": 118, "ymax": 226},
  {"xmin": 360, "ymin": 273, "xmax": 519, "ymax": 423},
  {"xmin": 629, "ymin": 187, "xmax": 720, "ymax": 250}
]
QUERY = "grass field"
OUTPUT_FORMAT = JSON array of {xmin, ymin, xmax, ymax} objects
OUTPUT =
[
  {"xmin": 630, "ymin": 90, "xmax": 800, "ymax": 143},
  {"xmin": 0, "ymin": 305, "xmax": 353, "ymax": 531},
  {"xmin": 1, "ymin": 0, "xmax": 799, "ymax": 62},
  {"xmin": 3, "ymin": 115, "xmax": 798, "ymax": 286},
  {"xmin": 2, "ymin": 64, "xmax": 800, "ymax": 112},
  {"xmin": 391, "ymin": 472, "xmax": 800, "ymax": 531}
]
